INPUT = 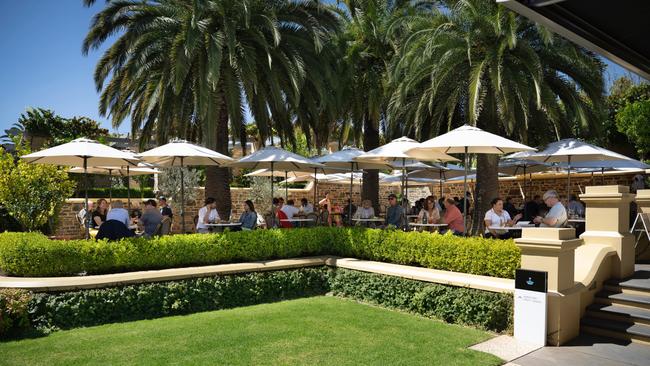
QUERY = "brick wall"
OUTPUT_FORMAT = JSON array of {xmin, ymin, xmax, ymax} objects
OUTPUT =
[{"xmin": 53, "ymin": 170, "xmax": 639, "ymax": 238}]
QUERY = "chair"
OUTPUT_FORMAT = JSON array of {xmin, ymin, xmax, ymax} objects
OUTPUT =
[
  {"xmin": 192, "ymin": 215, "xmax": 199, "ymax": 233},
  {"xmin": 306, "ymin": 212, "xmax": 319, "ymax": 227}
]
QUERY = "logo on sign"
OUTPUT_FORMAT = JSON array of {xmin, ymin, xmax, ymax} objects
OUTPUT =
[{"xmin": 526, "ymin": 277, "xmax": 534, "ymax": 286}]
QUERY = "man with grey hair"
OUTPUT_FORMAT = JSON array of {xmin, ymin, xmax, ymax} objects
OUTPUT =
[
  {"xmin": 106, "ymin": 200, "xmax": 130, "ymax": 227},
  {"xmin": 533, "ymin": 190, "xmax": 567, "ymax": 228}
]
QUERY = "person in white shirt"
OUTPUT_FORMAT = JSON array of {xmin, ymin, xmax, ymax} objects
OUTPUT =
[
  {"xmin": 353, "ymin": 200, "xmax": 375, "ymax": 219},
  {"xmin": 299, "ymin": 198, "xmax": 314, "ymax": 214},
  {"xmin": 197, "ymin": 197, "xmax": 220, "ymax": 233},
  {"xmin": 281, "ymin": 199, "xmax": 301, "ymax": 219},
  {"xmin": 567, "ymin": 194, "xmax": 585, "ymax": 218},
  {"xmin": 534, "ymin": 190, "xmax": 567, "ymax": 228},
  {"xmin": 106, "ymin": 200, "xmax": 130, "ymax": 227},
  {"xmin": 484, "ymin": 197, "xmax": 522, "ymax": 239}
]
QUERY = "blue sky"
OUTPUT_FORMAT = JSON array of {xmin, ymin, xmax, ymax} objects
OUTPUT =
[{"xmin": 0, "ymin": 0, "xmax": 640, "ymax": 136}]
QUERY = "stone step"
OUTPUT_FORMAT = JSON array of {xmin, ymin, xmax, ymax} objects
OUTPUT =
[
  {"xmin": 594, "ymin": 290, "xmax": 650, "ymax": 310},
  {"xmin": 581, "ymin": 316, "xmax": 650, "ymax": 345},
  {"xmin": 586, "ymin": 303, "xmax": 650, "ymax": 326},
  {"xmin": 605, "ymin": 270, "xmax": 650, "ymax": 295}
]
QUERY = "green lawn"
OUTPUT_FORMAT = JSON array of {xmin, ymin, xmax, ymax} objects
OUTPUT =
[{"xmin": 0, "ymin": 296, "xmax": 501, "ymax": 366}]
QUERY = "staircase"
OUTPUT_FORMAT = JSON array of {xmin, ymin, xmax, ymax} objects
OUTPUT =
[{"xmin": 581, "ymin": 264, "xmax": 650, "ymax": 344}]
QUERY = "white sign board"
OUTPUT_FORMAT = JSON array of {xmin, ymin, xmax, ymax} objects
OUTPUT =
[{"xmin": 514, "ymin": 269, "xmax": 547, "ymax": 347}]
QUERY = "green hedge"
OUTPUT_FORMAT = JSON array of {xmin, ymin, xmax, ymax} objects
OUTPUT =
[
  {"xmin": 1, "ymin": 267, "xmax": 512, "ymax": 338},
  {"xmin": 0, "ymin": 228, "xmax": 520, "ymax": 278},
  {"xmin": 329, "ymin": 269, "xmax": 513, "ymax": 332}
]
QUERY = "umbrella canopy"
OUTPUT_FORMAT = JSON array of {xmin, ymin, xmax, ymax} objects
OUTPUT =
[
  {"xmin": 282, "ymin": 172, "xmax": 365, "ymax": 184},
  {"xmin": 380, "ymin": 174, "xmax": 438, "ymax": 186},
  {"xmin": 498, "ymin": 159, "xmax": 550, "ymax": 176},
  {"xmin": 229, "ymin": 146, "xmax": 323, "ymax": 171},
  {"xmin": 137, "ymin": 140, "xmax": 233, "ymax": 166},
  {"xmin": 523, "ymin": 139, "xmax": 635, "ymax": 164},
  {"xmin": 21, "ymin": 138, "xmax": 139, "ymax": 166},
  {"xmin": 554, "ymin": 158, "xmax": 649, "ymax": 170},
  {"xmin": 446, "ymin": 173, "xmax": 511, "ymax": 182},
  {"xmin": 406, "ymin": 125, "xmax": 536, "ymax": 157},
  {"xmin": 68, "ymin": 165, "xmax": 160, "ymax": 176},
  {"xmin": 313, "ymin": 146, "xmax": 393, "ymax": 170},
  {"xmin": 357, "ymin": 136, "xmax": 458, "ymax": 162}
]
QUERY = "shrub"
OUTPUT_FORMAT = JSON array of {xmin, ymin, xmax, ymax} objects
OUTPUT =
[
  {"xmin": 0, "ymin": 289, "xmax": 32, "ymax": 338},
  {"xmin": 329, "ymin": 268, "xmax": 513, "ymax": 332},
  {"xmin": 27, "ymin": 268, "xmax": 329, "ymax": 332},
  {"xmin": 0, "ymin": 228, "xmax": 520, "ymax": 278}
]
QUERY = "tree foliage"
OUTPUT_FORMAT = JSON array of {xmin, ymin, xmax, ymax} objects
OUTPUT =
[
  {"xmin": 616, "ymin": 100, "xmax": 650, "ymax": 159},
  {"xmin": 0, "ymin": 143, "xmax": 75, "ymax": 232},
  {"xmin": 157, "ymin": 167, "xmax": 201, "ymax": 205}
]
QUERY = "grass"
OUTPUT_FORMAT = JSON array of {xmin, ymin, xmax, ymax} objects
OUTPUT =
[{"xmin": 0, "ymin": 296, "xmax": 501, "ymax": 366}]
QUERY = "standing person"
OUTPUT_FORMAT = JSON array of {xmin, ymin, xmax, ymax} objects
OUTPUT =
[
  {"xmin": 281, "ymin": 199, "xmax": 300, "ymax": 219},
  {"xmin": 158, "ymin": 196, "xmax": 173, "ymax": 219},
  {"xmin": 139, "ymin": 199, "xmax": 163, "ymax": 237},
  {"xmin": 238, "ymin": 200, "xmax": 257, "ymax": 231},
  {"xmin": 418, "ymin": 198, "xmax": 440, "ymax": 224},
  {"xmin": 484, "ymin": 198, "xmax": 522, "ymax": 239},
  {"xmin": 318, "ymin": 191, "xmax": 331, "ymax": 212},
  {"xmin": 299, "ymin": 198, "xmax": 314, "ymax": 214},
  {"xmin": 106, "ymin": 200, "xmax": 130, "ymax": 227},
  {"xmin": 384, "ymin": 193, "xmax": 404, "ymax": 228},
  {"xmin": 533, "ymin": 190, "xmax": 568, "ymax": 228},
  {"xmin": 92, "ymin": 199, "xmax": 109, "ymax": 228},
  {"xmin": 443, "ymin": 198, "xmax": 465, "ymax": 235},
  {"xmin": 197, "ymin": 197, "xmax": 219, "ymax": 233}
]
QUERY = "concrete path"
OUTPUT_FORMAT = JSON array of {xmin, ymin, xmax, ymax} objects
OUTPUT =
[{"xmin": 510, "ymin": 333, "xmax": 650, "ymax": 366}]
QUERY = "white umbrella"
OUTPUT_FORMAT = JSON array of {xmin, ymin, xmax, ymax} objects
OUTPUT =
[
  {"xmin": 314, "ymin": 147, "xmax": 393, "ymax": 224},
  {"xmin": 409, "ymin": 164, "xmax": 468, "ymax": 198},
  {"xmin": 498, "ymin": 159, "xmax": 550, "ymax": 200},
  {"xmin": 138, "ymin": 140, "xmax": 234, "ymax": 233},
  {"xmin": 357, "ymin": 137, "xmax": 458, "ymax": 226},
  {"xmin": 555, "ymin": 158, "xmax": 649, "ymax": 185},
  {"xmin": 523, "ymin": 138, "xmax": 636, "ymax": 201},
  {"xmin": 380, "ymin": 174, "xmax": 438, "ymax": 186},
  {"xmin": 406, "ymin": 125, "xmax": 535, "ymax": 234},
  {"xmin": 228, "ymin": 147, "xmax": 324, "ymax": 215},
  {"xmin": 69, "ymin": 164, "xmax": 160, "ymax": 203},
  {"xmin": 21, "ymin": 138, "xmax": 140, "ymax": 238}
]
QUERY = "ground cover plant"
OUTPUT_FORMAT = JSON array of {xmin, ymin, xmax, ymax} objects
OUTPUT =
[
  {"xmin": 0, "ymin": 297, "xmax": 502, "ymax": 366},
  {"xmin": 0, "ymin": 227, "xmax": 520, "ymax": 278}
]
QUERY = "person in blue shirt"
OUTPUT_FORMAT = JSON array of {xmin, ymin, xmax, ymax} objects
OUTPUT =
[
  {"xmin": 238, "ymin": 200, "xmax": 258, "ymax": 231},
  {"xmin": 106, "ymin": 200, "xmax": 130, "ymax": 227},
  {"xmin": 384, "ymin": 193, "xmax": 404, "ymax": 228}
]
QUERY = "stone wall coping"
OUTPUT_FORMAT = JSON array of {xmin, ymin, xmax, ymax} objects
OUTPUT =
[
  {"xmin": 0, "ymin": 256, "xmax": 514, "ymax": 294},
  {"xmin": 573, "ymin": 244, "xmax": 617, "ymax": 288}
]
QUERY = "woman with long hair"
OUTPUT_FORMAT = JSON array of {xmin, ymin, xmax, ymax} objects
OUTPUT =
[{"xmin": 239, "ymin": 200, "xmax": 258, "ymax": 231}]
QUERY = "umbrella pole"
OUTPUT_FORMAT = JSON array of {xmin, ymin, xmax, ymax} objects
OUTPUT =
[
  {"xmin": 349, "ymin": 163, "xmax": 354, "ymax": 226},
  {"xmin": 440, "ymin": 169, "xmax": 445, "ymax": 200},
  {"xmin": 270, "ymin": 162, "xmax": 274, "ymax": 225},
  {"xmin": 108, "ymin": 169, "xmax": 113, "ymax": 203},
  {"xmin": 127, "ymin": 166, "xmax": 131, "ymax": 211},
  {"xmin": 84, "ymin": 157, "xmax": 90, "ymax": 240},
  {"xmin": 591, "ymin": 171, "xmax": 595, "ymax": 186},
  {"xmin": 523, "ymin": 166, "xmax": 527, "ymax": 202},
  {"xmin": 180, "ymin": 157, "xmax": 185, "ymax": 234},
  {"xmin": 567, "ymin": 156, "xmax": 571, "ymax": 206},
  {"xmin": 313, "ymin": 167, "xmax": 317, "ymax": 208},
  {"xmin": 601, "ymin": 167, "xmax": 605, "ymax": 185},
  {"xmin": 463, "ymin": 147, "xmax": 468, "ymax": 236},
  {"xmin": 403, "ymin": 158, "xmax": 408, "ymax": 229},
  {"xmin": 285, "ymin": 171, "xmax": 288, "ymax": 199}
]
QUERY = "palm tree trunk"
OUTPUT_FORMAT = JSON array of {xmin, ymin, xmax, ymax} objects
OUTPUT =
[
  {"xmin": 362, "ymin": 114, "xmax": 380, "ymax": 213},
  {"xmin": 473, "ymin": 154, "xmax": 499, "ymax": 235},
  {"xmin": 205, "ymin": 89, "xmax": 232, "ymax": 220}
]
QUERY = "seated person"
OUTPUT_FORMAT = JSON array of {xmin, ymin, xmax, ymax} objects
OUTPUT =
[
  {"xmin": 92, "ymin": 199, "xmax": 109, "ymax": 228},
  {"xmin": 384, "ymin": 194, "xmax": 404, "ymax": 228},
  {"xmin": 274, "ymin": 198, "xmax": 292, "ymax": 228},
  {"xmin": 159, "ymin": 196, "xmax": 173, "ymax": 218},
  {"xmin": 533, "ymin": 190, "xmax": 568, "ymax": 228},
  {"xmin": 503, "ymin": 197, "xmax": 518, "ymax": 218},
  {"xmin": 353, "ymin": 200, "xmax": 375, "ymax": 219},
  {"xmin": 342, "ymin": 198, "xmax": 357, "ymax": 221},
  {"xmin": 523, "ymin": 195, "xmax": 542, "ymax": 222},
  {"xmin": 484, "ymin": 198, "xmax": 522, "ymax": 239},
  {"xmin": 417, "ymin": 199, "xmax": 440, "ymax": 224},
  {"xmin": 299, "ymin": 198, "xmax": 314, "ymax": 214},
  {"xmin": 238, "ymin": 200, "xmax": 258, "ymax": 231},
  {"xmin": 197, "ymin": 197, "xmax": 219, "ymax": 233},
  {"xmin": 281, "ymin": 199, "xmax": 300, "ymax": 219},
  {"xmin": 567, "ymin": 194, "xmax": 585, "ymax": 217},
  {"xmin": 96, "ymin": 219, "xmax": 135, "ymax": 241},
  {"xmin": 443, "ymin": 198, "xmax": 465, "ymax": 235},
  {"xmin": 106, "ymin": 200, "xmax": 130, "ymax": 227},
  {"xmin": 140, "ymin": 199, "xmax": 163, "ymax": 237}
]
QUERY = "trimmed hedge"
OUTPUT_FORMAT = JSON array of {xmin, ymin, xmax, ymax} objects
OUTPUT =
[
  {"xmin": 329, "ymin": 268, "xmax": 513, "ymax": 332},
  {"xmin": 1, "ymin": 267, "xmax": 512, "ymax": 338},
  {"xmin": 0, "ymin": 228, "xmax": 520, "ymax": 278},
  {"xmin": 28, "ymin": 268, "xmax": 329, "ymax": 333}
]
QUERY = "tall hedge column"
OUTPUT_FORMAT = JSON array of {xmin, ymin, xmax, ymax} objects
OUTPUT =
[
  {"xmin": 515, "ymin": 228, "xmax": 582, "ymax": 346},
  {"xmin": 580, "ymin": 185, "xmax": 635, "ymax": 279}
]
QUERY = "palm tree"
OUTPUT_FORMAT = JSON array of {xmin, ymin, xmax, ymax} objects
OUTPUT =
[
  {"xmin": 83, "ymin": 0, "xmax": 340, "ymax": 217},
  {"xmin": 389, "ymin": 0, "xmax": 605, "ymax": 233}
]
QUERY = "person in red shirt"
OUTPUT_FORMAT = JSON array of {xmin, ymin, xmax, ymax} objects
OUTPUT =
[
  {"xmin": 443, "ymin": 198, "xmax": 465, "ymax": 235},
  {"xmin": 273, "ymin": 197, "xmax": 292, "ymax": 228}
]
